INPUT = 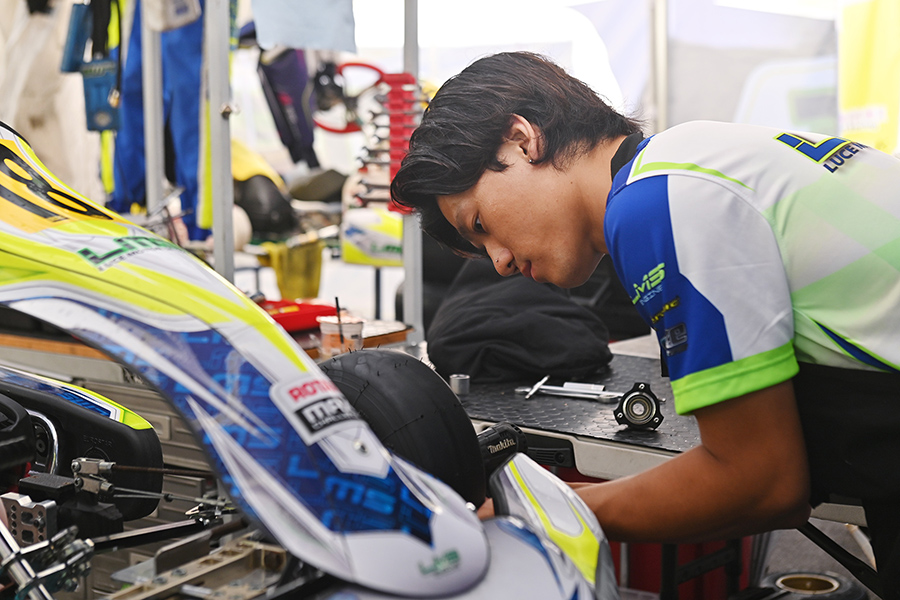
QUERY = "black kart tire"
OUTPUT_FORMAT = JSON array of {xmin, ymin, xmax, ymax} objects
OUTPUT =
[{"xmin": 320, "ymin": 350, "xmax": 486, "ymax": 506}]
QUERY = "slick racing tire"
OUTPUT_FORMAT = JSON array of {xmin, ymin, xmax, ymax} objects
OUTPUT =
[
  {"xmin": 758, "ymin": 571, "xmax": 866, "ymax": 600},
  {"xmin": 320, "ymin": 350, "xmax": 486, "ymax": 507}
]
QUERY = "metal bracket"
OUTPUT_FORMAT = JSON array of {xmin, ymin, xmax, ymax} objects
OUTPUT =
[{"xmin": 1, "ymin": 493, "xmax": 57, "ymax": 548}]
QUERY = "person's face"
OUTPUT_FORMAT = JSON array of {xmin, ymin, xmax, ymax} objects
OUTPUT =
[{"xmin": 437, "ymin": 141, "xmax": 605, "ymax": 289}]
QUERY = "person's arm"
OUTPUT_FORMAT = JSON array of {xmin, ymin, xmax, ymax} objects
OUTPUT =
[{"xmin": 575, "ymin": 380, "xmax": 811, "ymax": 543}]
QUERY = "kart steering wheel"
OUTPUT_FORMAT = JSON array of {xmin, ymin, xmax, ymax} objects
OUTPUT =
[{"xmin": 313, "ymin": 62, "xmax": 386, "ymax": 134}]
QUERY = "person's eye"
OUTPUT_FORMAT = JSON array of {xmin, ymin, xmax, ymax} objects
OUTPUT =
[{"xmin": 473, "ymin": 216, "xmax": 485, "ymax": 233}]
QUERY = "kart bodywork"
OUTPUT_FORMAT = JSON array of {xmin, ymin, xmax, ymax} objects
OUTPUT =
[{"xmin": 0, "ymin": 122, "xmax": 617, "ymax": 599}]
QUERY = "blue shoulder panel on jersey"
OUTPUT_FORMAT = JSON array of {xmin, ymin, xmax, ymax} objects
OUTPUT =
[{"xmin": 605, "ymin": 174, "xmax": 734, "ymax": 382}]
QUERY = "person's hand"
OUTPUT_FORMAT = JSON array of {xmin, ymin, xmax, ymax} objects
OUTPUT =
[
  {"xmin": 477, "ymin": 498, "xmax": 495, "ymax": 520},
  {"xmin": 567, "ymin": 481, "xmax": 596, "ymax": 490},
  {"xmin": 574, "ymin": 381, "xmax": 811, "ymax": 542},
  {"xmin": 476, "ymin": 484, "xmax": 595, "ymax": 521}
]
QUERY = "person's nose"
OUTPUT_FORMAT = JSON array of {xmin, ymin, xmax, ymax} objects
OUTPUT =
[{"xmin": 487, "ymin": 245, "xmax": 516, "ymax": 277}]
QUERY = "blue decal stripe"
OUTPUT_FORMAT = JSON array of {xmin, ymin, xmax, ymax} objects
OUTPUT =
[
  {"xmin": 0, "ymin": 368, "xmax": 112, "ymax": 417},
  {"xmin": 816, "ymin": 322, "xmax": 900, "ymax": 374},
  {"xmin": 63, "ymin": 391, "xmax": 113, "ymax": 417}
]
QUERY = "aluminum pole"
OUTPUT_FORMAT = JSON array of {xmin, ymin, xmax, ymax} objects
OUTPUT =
[
  {"xmin": 140, "ymin": 1, "xmax": 165, "ymax": 216},
  {"xmin": 651, "ymin": 0, "xmax": 668, "ymax": 133},
  {"xmin": 401, "ymin": 0, "xmax": 424, "ymax": 344},
  {"xmin": 206, "ymin": 0, "xmax": 234, "ymax": 282}
]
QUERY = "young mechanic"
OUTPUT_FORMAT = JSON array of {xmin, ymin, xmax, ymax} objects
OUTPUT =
[{"xmin": 390, "ymin": 51, "xmax": 900, "ymax": 598}]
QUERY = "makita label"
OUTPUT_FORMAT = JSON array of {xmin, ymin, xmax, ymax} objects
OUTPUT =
[
  {"xmin": 296, "ymin": 397, "xmax": 358, "ymax": 433},
  {"xmin": 488, "ymin": 438, "xmax": 515, "ymax": 454}
]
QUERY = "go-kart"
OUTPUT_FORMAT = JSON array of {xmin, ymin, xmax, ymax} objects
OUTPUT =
[{"xmin": 0, "ymin": 121, "xmax": 618, "ymax": 600}]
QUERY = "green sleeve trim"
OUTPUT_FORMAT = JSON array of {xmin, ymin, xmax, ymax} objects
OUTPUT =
[
  {"xmin": 670, "ymin": 343, "xmax": 799, "ymax": 415},
  {"xmin": 632, "ymin": 148, "xmax": 753, "ymax": 190}
]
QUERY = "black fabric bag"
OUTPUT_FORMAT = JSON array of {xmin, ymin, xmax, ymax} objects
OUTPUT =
[
  {"xmin": 426, "ymin": 259, "xmax": 613, "ymax": 383},
  {"xmin": 792, "ymin": 362, "xmax": 900, "ymax": 600},
  {"xmin": 793, "ymin": 362, "xmax": 900, "ymax": 503}
]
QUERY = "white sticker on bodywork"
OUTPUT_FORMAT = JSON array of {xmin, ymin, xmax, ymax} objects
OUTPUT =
[{"xmin": 270, "ymin": 376, "xmax": 361, "ymax": 444}]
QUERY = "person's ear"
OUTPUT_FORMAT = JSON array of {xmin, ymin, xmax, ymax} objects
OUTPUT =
[{"xmin": 504, "ymin": 114, "xmax": 540, "ymax": 161}]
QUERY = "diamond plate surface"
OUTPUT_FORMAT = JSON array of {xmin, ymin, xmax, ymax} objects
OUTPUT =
[{"xmin": 460, "ymin": 354, "xmax": 700, "ymax": 454}]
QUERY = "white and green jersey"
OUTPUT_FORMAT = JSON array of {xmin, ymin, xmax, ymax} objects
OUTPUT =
[{"xmin": 605, "ymin": 121, "xmax": 900, "ymax": 415}]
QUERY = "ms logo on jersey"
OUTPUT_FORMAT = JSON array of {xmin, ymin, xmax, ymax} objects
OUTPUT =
[{"xmin": 632, "ymin": 263, "xmax": 665, "ymax": 305}]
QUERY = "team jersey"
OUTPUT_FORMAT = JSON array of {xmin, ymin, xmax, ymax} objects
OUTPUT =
[{"xmin": 605, "ymin": 120, "xmax": 900, "ymax": 415}]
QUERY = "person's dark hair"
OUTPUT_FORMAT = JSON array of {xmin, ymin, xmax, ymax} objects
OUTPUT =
[{"xmin": 390, "ymin": 51, "xmax": 642, "ymax": 255}]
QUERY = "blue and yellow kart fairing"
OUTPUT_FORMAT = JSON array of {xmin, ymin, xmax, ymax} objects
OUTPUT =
[{"xmin": 0, "ymin": 122, "xmax": 616, "ymax": 599}]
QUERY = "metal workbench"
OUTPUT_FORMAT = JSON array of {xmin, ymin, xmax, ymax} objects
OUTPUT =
[{"xmin": 462, "ymin": 350, "xmax": 699, "ymax": 481}]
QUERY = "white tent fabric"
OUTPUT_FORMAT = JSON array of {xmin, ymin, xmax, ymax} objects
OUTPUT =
[
  {"xmin": 353, "ymin": 0, "xmax": 625, "ymax": 113},
  {"xmin": 574, "ymin": 0, "xmax": 837, "ymax": 134},
  {"xmin": 251, "ymin": 0, "xmax": 356, "ymax": 53},
  {"xmin": 666, "ymin": 0, "xmax": 837, "ymax": 132}
]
